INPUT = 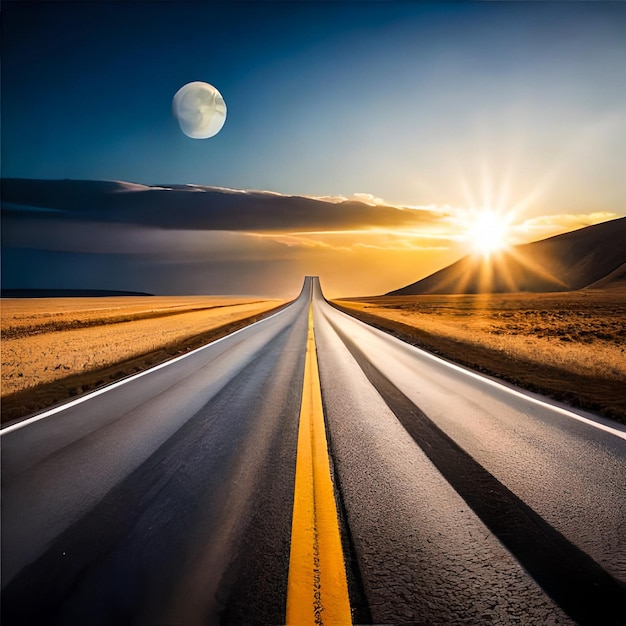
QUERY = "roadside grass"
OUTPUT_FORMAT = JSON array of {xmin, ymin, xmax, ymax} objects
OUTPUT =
[
  {"xmin": 1, "ymin": 297, "xmax": 285, "ymax": 423},
  {"xmin": 2, "ymin": 296, "xmax": 268, "ymax": 339},
  {"xmin": 331, "ymin": 289, "xmax": 626, "ymax": 425}
]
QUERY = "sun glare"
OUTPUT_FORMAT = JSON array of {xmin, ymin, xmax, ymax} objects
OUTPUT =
[{"xmin": 466, "ymin": 210, "xmax": 510, "ymax": 255}]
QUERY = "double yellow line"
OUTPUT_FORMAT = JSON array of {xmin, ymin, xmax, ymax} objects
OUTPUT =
[{"xmin": 286, "ymin": 305, "xmax": 352, "ymax": 625}]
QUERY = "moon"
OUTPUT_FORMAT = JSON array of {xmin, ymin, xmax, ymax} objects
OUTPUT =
[{"xmin": 172, "ymin": 81, "xmax": 227, "ymax": 139}]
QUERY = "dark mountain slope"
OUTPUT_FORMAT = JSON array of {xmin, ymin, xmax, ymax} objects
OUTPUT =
[{"xmin": 388, "ymin": 217, "xmax": 626, "ymax": 295}]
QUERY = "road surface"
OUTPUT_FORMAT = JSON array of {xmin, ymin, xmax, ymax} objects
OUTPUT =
[{"xmin": 2, "ymin": 277, "xmax": 625, "ymax": 625}]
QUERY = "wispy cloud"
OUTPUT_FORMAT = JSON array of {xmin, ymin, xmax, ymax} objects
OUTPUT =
[
  {"xmin": 518, "ymin": 212, "xmax": 620, "ymax": 239},
  {"xmin": 313, "ymin": 192, "xmax": 392, "ymax": 207}
]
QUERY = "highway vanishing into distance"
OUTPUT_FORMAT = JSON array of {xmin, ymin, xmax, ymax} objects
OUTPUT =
[{"xmin": 2, "ymin": 277, "xmax": 626, "ymax": 625}]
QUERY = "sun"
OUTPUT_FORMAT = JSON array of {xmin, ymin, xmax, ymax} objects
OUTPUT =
[{"xmin": 466, "ymin": 210, "xmax": 511, "ymax": 255}]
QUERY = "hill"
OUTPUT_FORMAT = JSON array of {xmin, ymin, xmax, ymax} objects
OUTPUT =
[
  {"xmin": 585, "ymin": 263, "xmax": 626, "ymax": 291},
  {"xmin": 1, "ymin": 289, "xmax": 153, "ymax": 298},
  {"xmin": 387, "ymin": 217, "xmax": 626, "ymax": 295}
]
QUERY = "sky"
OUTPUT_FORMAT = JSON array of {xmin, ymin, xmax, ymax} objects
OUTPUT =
[{"xmin": 2, "ymin": 1, "xmax": 625, "ymax": 297}]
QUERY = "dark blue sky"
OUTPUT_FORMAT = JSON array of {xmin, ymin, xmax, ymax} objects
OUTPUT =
[
  {"xmin": 2, "ymin": 1, "xmax": 625, "ymax": 295},
  {"xmin": 3, "ymin": 2, "xmax": 625, "ymax": 209}
]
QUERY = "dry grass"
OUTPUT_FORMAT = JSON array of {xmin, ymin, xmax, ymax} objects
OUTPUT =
[
  {"xmin": 1, "ymin": 297, "xmax": 284, "ymax": 422},
  {"xmin": 2, "ymin": 296, "xmax": 268, "ymax": 339},
  {"xmin": 332, "ymin": 288, "xmax": 626, "ymax": 423}
]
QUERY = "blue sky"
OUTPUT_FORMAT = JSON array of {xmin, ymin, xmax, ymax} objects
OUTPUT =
[{"xmin": 2, "ymin": 1, "xmax": 625, "ymax": 295}]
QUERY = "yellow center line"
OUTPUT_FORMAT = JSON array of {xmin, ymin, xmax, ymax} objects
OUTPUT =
[{"xmin": 286, "ymin": 305, "xmax": 352, "ymax": 625}]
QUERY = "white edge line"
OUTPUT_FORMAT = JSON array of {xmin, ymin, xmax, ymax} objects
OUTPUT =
[
  {"xmin": 1, "ymin": 303, "xmax": 291, "ymax": 437},
  {"xmin": 330, "ymin": 304, "xmax": 626, "ymax": 443}
]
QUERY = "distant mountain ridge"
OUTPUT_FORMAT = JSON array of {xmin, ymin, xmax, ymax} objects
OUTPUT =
[
  {"xmin": 387, "ymin": 217, "xmax": 626, "ymax": 295},
  {"xmin": 1, "ymin": 289, "xmax": 153, "ymax": 298}
]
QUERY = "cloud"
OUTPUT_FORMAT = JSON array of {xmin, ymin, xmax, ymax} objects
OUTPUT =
[
  {"xmin": 351, "ymin": 242, "xmax": 449, "ymax": 252},
  {"xmin": 0, "ymin": 180, "xmax": 462, "ymax": 297},
  {"xmin": 249, "ymin": 227, "xmax": 457, "ymax": 255},
  {"xmin": 518, "ymin": 212, "xmax": 619, "ymax": 237},
  {"xmin": 250, "ymin": 233, "xmax": 350, "ymax": 251},
  {"xmin": 2, "ymin": 215, "xmax": 291, "ymax": 261},
  {"xmin": 1, "ymin": 178, "xmax": 443, "ymax": 233},
  {"xmin": 317, "ymin": 192, "xmax": 390, "ymax": 206},
  {"xmin": 4, "ymin": 178, "xmax": 621, "ymax": 297}
]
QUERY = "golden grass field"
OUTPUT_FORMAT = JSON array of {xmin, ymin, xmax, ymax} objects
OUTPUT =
[
  {"xmin": 1, "ymin": 296, "xmax": 285, "ymax": 422},
  {"xmin": 332, "ymin": 288, "xmax": 626, "ymax": 423},
  {"xmin": 3, "ymin": 290, "xmax": 624, "ymax": 425}
]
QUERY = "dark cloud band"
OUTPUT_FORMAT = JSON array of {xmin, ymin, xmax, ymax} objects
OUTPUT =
[{"xmin": 1, "ymin": 178, "xmax": 439, "ymax": 232}]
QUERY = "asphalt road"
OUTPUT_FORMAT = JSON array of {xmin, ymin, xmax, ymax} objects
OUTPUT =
[{"xmin": 2, "ymin": 277, "xmax": 625, "ymax": 625}]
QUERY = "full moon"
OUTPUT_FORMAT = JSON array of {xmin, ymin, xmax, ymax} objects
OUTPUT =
[{"xmin": 172, "ymin": 81, "xmax": 227, "ymax": 139}]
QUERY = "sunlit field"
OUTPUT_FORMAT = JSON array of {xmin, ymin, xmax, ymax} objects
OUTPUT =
[
  {"xmin": 333, "ymin": 288, "xmax": 626, "ymax": 423},
  {"xmin": 1, "ymin": 296, "xmax": 284, "ymax": 422}
]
